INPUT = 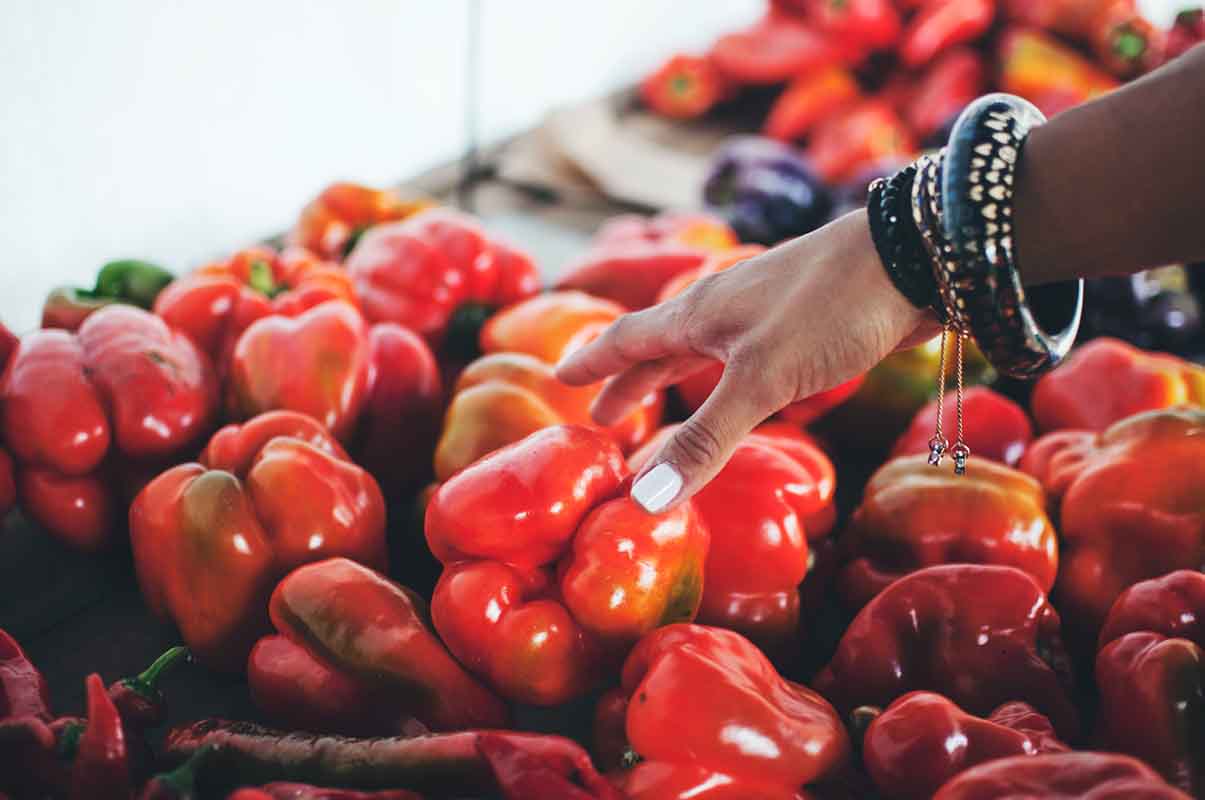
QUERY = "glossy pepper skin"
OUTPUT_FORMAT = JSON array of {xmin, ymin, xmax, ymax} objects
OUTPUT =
[
  {"xmin": 900, "ymin": 0, "xmax": 995, "ymax": 67},
  {"xmin": 71, "ymin": 673, "xmax": 130, "ymax": 800},
  {"xmin": 931, "ymin": 752, "xmax": 1192, "ymax": 799},
  {"xmin": 43, "ymin": 259, "xmax": 175, "ymax": 332},
  {"xmin": 710, "ymin": 11, "xmax": 854, "ymax": 85},
  {"xmin": 481, "ymin": 290, "xmax": 625, "ymax": 365},
  {"xmin": 998, "ymin": 27, "xmax": 1120, "ymax": 117},
  {"xmin": 434, "ymin": 351, "xmax": 661, "ymax": 482},
  {"xmin": 1, "ymin": 305, "xmax": 218, "ymax": 550},
  {"xmin": 763, "ymin": 66, "xmax": 861, "ymax": 143},
  {"xmin": 630, "ymin": 425, "xmax": 835, "ymax": 656},
  {"xmin": 814, "ymin": 564, "xmax": 1079, "ymax": 738},
  {"xmin": 603, "ymin": 624, "xmax": 850, "ymax": 800},
  {"xmin": 290, "ymin": 181, "xmax": 435, "ymax": 261},
  {"xmin": 555, "ymin": 213, "xmax": 736, "ymax": 311},
  {"xmin": 347, "ymin": 208, "xmax": 540, "ymax": 350},
  {"xmin": 1094, "ymin": 571, "xmax": 1205, "ymax": 795},
  {"xmin": 1003, "ymin": 0, "xmax": 1164, "ymax": 77},
  {"xmin": 227, "ymin": 301, "xmax": 371, "ymax": 441},
  {"xmin": 426, "ymin": 425, "xmax": 709, "ymax": 705},
  {"xmin": 892, "ymin": 386, "xmax": 1032, "ymax": 466},
  {"xmin": 806, "ymin": 100, "xmax": 917, "ymax": 185},
  {"xmin": 640, "ymin": 54, "xmax": 727, "ymax": 120},
  {"xmin": 1020, "ymin": 408, "xmax": 1205, "ymax": 634},
  {"xmin": 267, "ymin": 557, "xmax": 507, "ymax": 732},
  {"xmin": 1031, "ymin": 338, "xmax": 1205, "ymax": 432},
  {"xmin": 130, "ymin": 411, "xmax": 388, "ymax": 671},
  {"xmin": 155, "ymin": 245, "xmax": 355, "ymax": 374},
  {"xmin": 838, "ymin": 455, "xmax": 1057, "ymax": 610},
  {"xmin": 862, "ymin": 693, "xmax": 1067, "ymax": 800}
]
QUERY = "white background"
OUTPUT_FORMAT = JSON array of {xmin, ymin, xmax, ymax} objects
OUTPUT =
[{"xmin": 0, "ymin": 0, "xmax": 1177, "ymax": 332}]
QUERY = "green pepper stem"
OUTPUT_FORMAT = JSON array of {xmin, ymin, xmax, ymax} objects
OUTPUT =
[
  {"xmin": 134, "ymin": 645, "xmax": 189, "ymax": 689},
  {"xmin": 155, "ymin": 744, "xmax": 215, "ymax": 792}
]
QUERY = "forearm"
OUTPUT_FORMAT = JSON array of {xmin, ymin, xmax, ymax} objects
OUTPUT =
[{"xmin": 1013, "ymin": 44, "xmax": 1205, "ymax": 285}]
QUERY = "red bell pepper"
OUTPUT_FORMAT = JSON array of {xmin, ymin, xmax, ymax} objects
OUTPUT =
[
  {"xmin": 130, "ymin": 411, "xmax": 388, "ymax": 671},
  {"xmin": 290, "ymin": 182, "xmax": 434, "ymax": 261},
  {"xmin": 931, "ymin": 752, "xmax": 1192, "ymax": 798},
  {"xmin": 226, "ymin": 301, "xmax": 371, "ymax": 441},
  {"xmin": 0, "ymin": 323, "xmax": 16, "ymax": 521},
  {"xmin": 1020, "ymin": 408, "xmax": 1205, "ymax": 635},
  {"xmin": 900, "ymin": 0, "xmax": 996, "ymax": 68},
  {"xmin": 555, "ymin": 212, "xmax": 736, "ymax": 311},
  {"xmin": 42, "ymin": 259, "xmax": 175, "ymax": 332},
  {"xmin": 155, "ymin": 245, "xmax": 355, "ymax": 374},
  {"xmin": 903, "ymin": 48, "xmax": 987, "ymax": 142},
  {"xmin": 710, "ymin": 12, "xmax": 852, "ymax": 85},
  {"xmin": 1, "ymin": 306, "xmax": 217, "ymax": 550},
  {"xmin": 426, "ymin": 425, "xmax": 709, "ymax": 705},
  {"xmin": 602, "ymin": 624, "xmax": 850, "ymax": 799},
  {"xmin": 1031, "ymin": 337, "xmax": 1205, "ymax": 432},
  {"xmin": 806, "ymin": 100, "xmax": 917, "ymax": 184},
  {"xmin": 839, "ymin": 455, "xmax": 1058, "ymax": 610},
  {"xmin": 629, "ymin": 424, "xmax": 835, "ymax": 656},
  {"xmin": 1094, "ymin": 571, "xmax": 1205, "ymax": 794},
  {"xmin": 1003, "ymin": 0, "xmax": 1164, "ymax": 77},
  {"xmin": 347, "ymin": 208, "xmax": 540, "ymax": 350},
  {"xmin": 862, "ymin": 693, "xmax": 1067, "ymax": 800},
  {"xmin": 803, "ymin": 0, "xmax": 902, "ymax": 50},
  {"xmin": 70, "ymin": 673, "xmax": 129, "ymax": 800},
  {"xmin": 813, "ymin": 564, "xmax": 1080, "ymax": 738},
  {"xmin": 640, "ymin": 54, "xmax": 727, "ymax": 120},
  {"xmin": 998, "ymin": 27, "xmax": 1120, "ymax": 117},
  {"xmin": 892, "ymin": 385, "xmax": 1032, "ymax": 465},
  {"xmin": 266, "ymin": 557, "xmax": 509, "ymax": 731},
  {"xmin": 1166, "ymin": 7, "xmax": 1205, "ymax": 61},
  {"xmin": 763, "ymin": 66, "xmax": 861, "ymax": 143}
]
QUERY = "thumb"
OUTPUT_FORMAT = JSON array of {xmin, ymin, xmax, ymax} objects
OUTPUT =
[{"xmin": 629, "ymin": 359, "xmax": 776, "ymax": 513}]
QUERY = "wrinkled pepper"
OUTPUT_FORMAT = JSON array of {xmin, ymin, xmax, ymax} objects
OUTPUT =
[
  {"xmin": 164, "ymin": 720, "xmax": 616, "ymax": 797},
  {"xmin": 903, "ymin": 48, "xmax": 987, "ymax": 143},
  {"xmin": 640, "ymin": 54, "xmax": 727, "ymax": 120},
  {"xmin": 892, "ymin": 385, "xmax": 1032, "ymax": 465},
  {"xmin": 814, "ymin": 564, "xmax": 1080, "ymax": 738},
  {"xmin": 709, "ymin": 11, "xmax": 853, "ymax": 85},
  {"xmin": 763, "ymin": 66, "xmax": 861, "ymax": 142},
  {"xmin": 477, "ymin": 732, "xmax": 624, "ymax": 800},
  {"xmin": 806, "ymin": 100, "xmax": 917, "ymax": 185},
  {"xmin": 130, "ymin": 411, "xmax": 388, "ymax": 670},
  {"xmin": 1031, "ymin": 337, "xmax": 1205, "ymax": 432},
  {"xmin": 1003, "ymin": 0, "xmax": 1164, "ymax": 77},
  {"xmin": 290, "ymin": 182, "xmax": 435, "ymax": 261},
  {"xmin": 838, "ymin": 455, "xmax": 1057, "ymax": 610},
  {"xmin": 1095, "ymin": 570, "xmax": 1205, "ymax": 795},
  {"xmin": 1020, "ymin": 407, "xmax": 1205, "ymax": 634},
  {"xmin": 861, "ymin": 693, "xmax": 1067, "ymax": 800},
  {"xmin": 264, "ymin": 557, "xmax": 508, "ymax": 732},
  {"xmin": 426, "ymin": 425, "xmax": 709, "ymax": 705},
  {"xmin": 1166, "ymin": 7, "xmax": 1205, "ymax": 61},
  {"xmin": 931, "ymin": 751, "xmax": 1191, "ymax": 799},
  {"xmin": 629, "ymin": 424, "xmax": 836, "ymax": 656},
  {"xmin": 998, "ymin": 27, "xmax": 1120, "ymax": 117},
  {"xmin": 43, "ymin": 259, "xmax": 175, "ymax": 332},
  {"xmin": 600, "ymin": 624, "xmax": 850, "ymax": 800},
  {"xmin": 155, "ymin": 245, "xmax": 355, "ymax": 374},
  {"xmin": 555, "ymin": 213, "xmax": 736, "ymax": 311},
  {"xmin": 1, "ymin": 305, "xmax": 218, "ymax": 550},
  {"xmin": 347, "ymin": 208, "xmax": 540, "ymax": 351},
  {"xmin": 900, "ymin": 0, "xmax": 996, "ymax": 68}
]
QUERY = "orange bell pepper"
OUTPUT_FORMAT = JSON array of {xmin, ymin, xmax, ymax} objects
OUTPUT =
[
  {"xmin": 1002, "ymin": 0, "xmax": 1164, "ymax": 77},
  {"xmin": 129, "ymin": 410, "xmax": 388, "ymax": 670},
  {"xmin": 806, "ymin": 100, "xmax": 917, "ymax": 184},
  {"xmin": 426, "ymin": 425, "xmax": 708, "ymax": 705},
  {"xmin": 1020, "ymin": 407, "xmax": 1205, "ymax": 636},
  {"xmin": 763, "ymin": 66, "xmax": 861, "ymax": 143},
  {"xmin": 839, "ymin": 455, "xmax": 1058, "ymax": 611},
  {"xmin": 998, "ymin": 27, "xmax": 1120, "ymax": 117},
  {"xmin": 1031, "ymin": 337, "xmax": 1205, "ymax": 432},
  {"xmin": 290, "ymin": 182, "xmax": 434, "ymax": 261}
]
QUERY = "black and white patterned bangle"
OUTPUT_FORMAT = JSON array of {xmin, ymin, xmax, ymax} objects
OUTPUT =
[
  {"xmin": 939, "ymin": 94, "xmax": 1083, "ymax": 379},
  {"xmin": 866, "ymin": 164, "xmax": 942, "ymax": 314}
]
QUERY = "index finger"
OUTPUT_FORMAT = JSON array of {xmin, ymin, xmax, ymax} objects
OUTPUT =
[{"xmin": 554, "ymin": 303, "xmax": 689, "ymax": 386}]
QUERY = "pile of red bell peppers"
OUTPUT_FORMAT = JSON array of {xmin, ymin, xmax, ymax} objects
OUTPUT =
[{"xmin": 1, "ymin": 168, "xmax": 1203, "ymax": 799}]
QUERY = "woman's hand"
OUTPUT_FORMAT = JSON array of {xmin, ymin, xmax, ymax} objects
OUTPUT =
[{"xmin": 556, "ymin": 209, "xmax": 935, "ymax": 513}]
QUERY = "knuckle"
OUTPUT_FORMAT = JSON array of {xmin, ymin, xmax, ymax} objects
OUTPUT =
[{"xmin": 671, "ymin": 417, "xmax": 725, "ymax": 469}]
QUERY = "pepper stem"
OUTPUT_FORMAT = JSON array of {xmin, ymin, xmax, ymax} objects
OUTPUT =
[
  {"xmin": 1113, "ymin": 27, "xmax": 1147, "ymax": 61},
  {"xmin": 128, "ymin": 646, "xmax": 189, "ymax": 694},
  {"xmin": 153, "ymin": 744, "xmax": 215, "ymax": 793}
]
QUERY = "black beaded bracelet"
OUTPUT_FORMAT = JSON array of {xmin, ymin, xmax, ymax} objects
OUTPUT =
[{"xmin": 866, "ymin": 165, "xmax": 942, "ymax": 316}]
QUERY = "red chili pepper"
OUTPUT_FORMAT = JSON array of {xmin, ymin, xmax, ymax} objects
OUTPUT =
[
  {"xmin": 640, "ymin": 54, "xmax": 727, "ymax": 119},
  {"xmin": 107, "ymin": 645, "xmax": 188, "ymax": 732},
  {"xmin": 710, "ymin": 12, "xmax": 850, "ymax": 85},
  {"xmin": 804, "ymin": 0, "xmax": 902, "ymax": 49},
  {"xmin": 902, "ymin": 48, "xmax": 987, "ymax": 142},
  {"xmin": 932, "ymin": 751, "xmax": 1192, "ymax": 798},
  {"xmin": 892, "ymin": 386, "xmax": 1032, "ymax": 465},
  {"xmin": 763, "ymin": 66, "xmax": 862, "ymax": 142},
  {"xmin": 71, "ymin": 673, "xmax": 129, "ymax": 800},
  {"xmin": 0, "ymin": 629, "xmax": 51, "ymax": 722},
  {"xmin": 900, "ymin": 0, "xmax": 997, "ymax": 68}
]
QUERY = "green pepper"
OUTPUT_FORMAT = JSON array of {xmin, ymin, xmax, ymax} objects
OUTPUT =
[{"xmin": 42, "ymin": 259, "xmax": 174, "ymax": 331}]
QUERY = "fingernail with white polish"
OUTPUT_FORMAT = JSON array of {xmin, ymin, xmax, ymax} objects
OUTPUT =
[{"xmin": 631, "ymin": 463, "xmax": 682, "ymax": 513}]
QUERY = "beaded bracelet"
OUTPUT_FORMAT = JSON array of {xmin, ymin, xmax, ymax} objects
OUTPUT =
[{"xmin": 866, "ymin": 164, "xmax": 942, "ymax": 316}]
